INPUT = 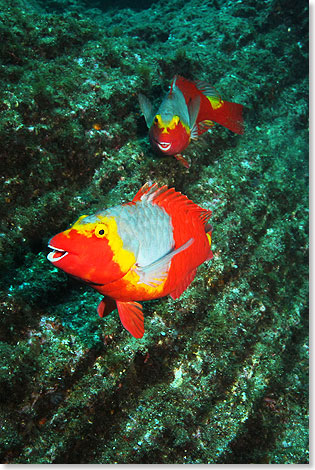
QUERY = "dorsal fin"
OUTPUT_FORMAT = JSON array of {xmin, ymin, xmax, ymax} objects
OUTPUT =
[
  {"xmin": 194, "ymin": 79, "xmax": 222, "ymax": 102},
  {"xmin": 199, "ymin": 210, "xmax": 212, "ymax": 225},
  {"xmin": 132, "ymin": 183, "xmax": 167, "ymax": 202},
  {"xmin": 133, "ymin": 183, "xmax": 187, "ymax": 205},
  {"xmin": 132, "ymin": 183, "xmax": 212, "ymax": 227},
  {"xmin": 188, "ymin": 95, "xmax": 201, "ymax": 130}
]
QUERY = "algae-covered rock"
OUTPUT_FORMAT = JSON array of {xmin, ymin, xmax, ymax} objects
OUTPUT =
[{"xmin": 0, "ymin": 0, "xmax": 308, "ymax": 464}]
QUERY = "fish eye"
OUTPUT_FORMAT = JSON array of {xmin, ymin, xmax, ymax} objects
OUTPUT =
[
  {"xmin": 95, "ymin": 224, "xmax": 108, "ymax": 238},
  {"xmin": 154, "ymin": 116, "xmax": 158, "ymax": 123}
]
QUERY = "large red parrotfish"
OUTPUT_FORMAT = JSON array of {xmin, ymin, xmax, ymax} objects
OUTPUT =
[
  {"xmin": 47, "ymin": 183, "xmax": 213, "ymax": 338},
  {"xmin": 139, "ymin": 75, "xmax": 244, "ymax": 168}
]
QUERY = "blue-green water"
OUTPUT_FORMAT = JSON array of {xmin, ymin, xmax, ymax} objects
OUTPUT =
[{"xmin": 0, "ymin": 0, "xmax": 308, "ymax": 463}]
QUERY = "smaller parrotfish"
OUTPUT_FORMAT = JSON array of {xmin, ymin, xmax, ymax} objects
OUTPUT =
[
  {"xmin": 139, "ymin": 75, "xmax": 244, "ymax": 168},
  {"xmin": 47, "ymin": 183, "xmax": 213, "ymax": 339}
]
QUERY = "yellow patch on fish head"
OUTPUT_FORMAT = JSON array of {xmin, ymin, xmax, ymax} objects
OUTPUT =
[
  {"xmin": 154, "ymin": 114, "xmax": 180, "ymax": 132},
  {"xmin": 64, "ymin": 214, "xmax": 136, "ymax": 274},
  {"xmin": 103, "ymin": 216, "xmax": 136, "ymax": 272},
  {"xmin": 63, "ymin": 215, "xmax": 95, "ymax": 238}
]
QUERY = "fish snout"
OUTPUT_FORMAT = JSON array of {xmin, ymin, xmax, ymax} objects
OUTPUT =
[
  {"xmin": 47, "ymin": 244, "xmax": 69, "ymax": 263},
  {"xmin": 157, "ymin": 142, "xmax": 172, "ymax": 153},
  {"xmin": 47, "ymin": 232, "xmax": 73, "ymax": 264}
]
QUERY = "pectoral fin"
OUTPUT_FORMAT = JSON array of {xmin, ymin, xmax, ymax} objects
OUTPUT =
[
  {"xmin": 117, "ymin": 301, "xmax": 144, "ymax": 338},
  {"xmin": 188, "ymin": 94, "xmax": 200, "ymax": 130},
  {"xmin": 170, "ymin": 84, "xmax": 190, "ymax": 126},
  {"xmin": 138, "ymin": 94, "xmax": 155, "ymax": 127},
  {"xmin": 134, "ymin": 238, "xmax": 194, "ymax": 287}
]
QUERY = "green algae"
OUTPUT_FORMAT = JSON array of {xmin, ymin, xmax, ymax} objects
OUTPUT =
[{"xmin": 0, "ymin": 0, "xmax": 308, "ymax": 464}]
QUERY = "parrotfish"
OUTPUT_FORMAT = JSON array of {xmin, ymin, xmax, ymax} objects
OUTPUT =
[
  {"xmin": 47, "ymin": 183, "xmax": 213, "ymax": 338},
  {"xmin": 139, "ymin": 75, "xmax": 244, "ymax": 168}
]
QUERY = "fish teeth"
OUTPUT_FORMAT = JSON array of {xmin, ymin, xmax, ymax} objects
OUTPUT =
[
  {"xmin": 47, "ymin": 245, "xmax": 68, "ymax": 263},
  {"xmin": 157, "ymin": 142, "xmax": 171, "ymax": 152}
]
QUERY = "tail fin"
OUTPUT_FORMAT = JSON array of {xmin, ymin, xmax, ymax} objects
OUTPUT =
[
  {"xmin": 204, "ymin": 220, "xmax": 213, "ymax": 261},
  {"xmin": 211, "ymin": 101, "xmax": 244, "ymax": 134}
]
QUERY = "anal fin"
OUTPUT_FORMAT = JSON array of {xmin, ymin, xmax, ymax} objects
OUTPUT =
[
  {"xmin": 198, "ymin": 120, "xmax": 214, "ymax": 135},
  {"xmin": 117, "ymin": 301, "xmax": 144, "ymax": 338},
  {"xmin": 135, "ymin": 238, "xmax": 193, "ymax": 287}
]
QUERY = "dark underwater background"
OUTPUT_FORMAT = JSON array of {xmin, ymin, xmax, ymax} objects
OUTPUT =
[{"xmin": 0, "ymin": 0, "xmax": 308, "ymax": 464}]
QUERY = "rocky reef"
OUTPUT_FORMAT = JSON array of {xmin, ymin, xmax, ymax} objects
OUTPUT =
[{"xmin": 0, "ymin": 0, "xmax": 308, "ymax": 463}]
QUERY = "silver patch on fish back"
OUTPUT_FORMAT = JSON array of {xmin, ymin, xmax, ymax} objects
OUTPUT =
[{"xmin": 111, "ymin": 202, "xmax": 174, "ymax": 268}]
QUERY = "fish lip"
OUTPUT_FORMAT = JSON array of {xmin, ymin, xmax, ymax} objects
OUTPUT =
[
  {"xmin": 47, "ymin": 244, "xmax": 69, "ymax": 263},
  {"xmin": 157, "ymin": 141, "xmax": 172, "ymax": 152}
]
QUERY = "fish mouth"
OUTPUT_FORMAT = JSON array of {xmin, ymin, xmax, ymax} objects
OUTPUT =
[
  {"xmin": 47, "ymin": 245, "xmax": 69, "ymax": 263},
  {"xmin": 157, "ymin": 141, "xmax": 172, "ymax": 152}
]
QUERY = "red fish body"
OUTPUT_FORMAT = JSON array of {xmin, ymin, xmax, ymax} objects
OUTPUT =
[
  {"xmin": 139, "ymin": 75, "xmax": 244, "ymax": 167},
  {"xmin": 47, "ymin": 183, "xmax": 213, "ymax": 338}
]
